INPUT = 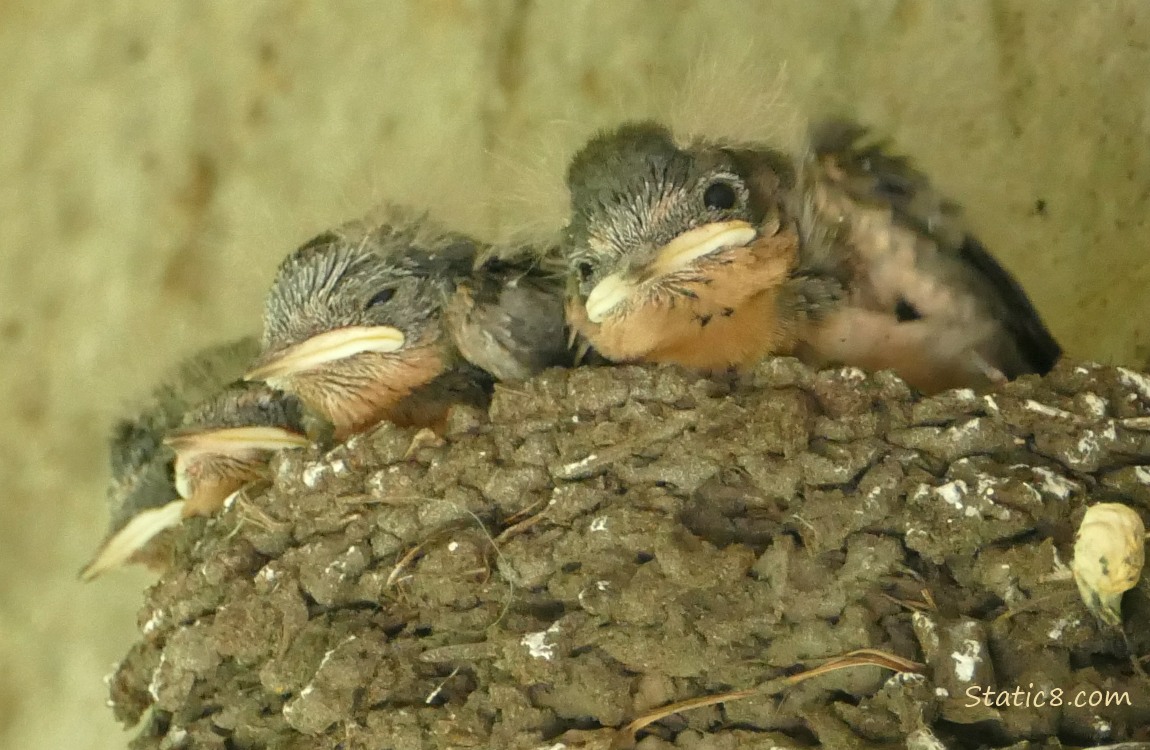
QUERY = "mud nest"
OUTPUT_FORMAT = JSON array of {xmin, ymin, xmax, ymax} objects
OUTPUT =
[{"xmin": 108, "ymin": 358, "xmax": 1150, "ymax": 749}]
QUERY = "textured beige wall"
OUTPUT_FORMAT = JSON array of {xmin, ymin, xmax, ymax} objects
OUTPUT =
[{"xmin": 2, "ymin": 2, "xmax": 1148, "ymax": 748}]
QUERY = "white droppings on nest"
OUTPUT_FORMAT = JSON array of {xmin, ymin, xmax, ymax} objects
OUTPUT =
[
  {"xmin": 301, "ymin": 462, "xmax": 327, "ymax": 489},
  {"xmin": 905, "ymin": 527, "xmax": 930, "ymax": 548},
  {"xmin": 448, "ymin": 541, "xmax": 460, "ymax": 552},
  {"xmin": 952, "ymin": 388, "xmax": 976, "ymax": 401},
  {"xmin": 317, "ymin": 635, "xmax": 357, "ymax": 673},
  {"xmin": 285, "ymin": 636, "xmax": 360, "ymax": 714},
  {"xmin": 838, "ymin": 366, "xmax": 867, "ymax": 382},
  {"xmin": 884, "ymin": 671, "xmax": 926, "ymax": 687},
  {"xmin": 946, "ymin": 418, "xmax": 983, "ymax": 440},
  {"xmin": 982, "ymin": 395, "xmax": 1000, "ymax": 412},
  {"xmin": 256, "ymin": 565, "xmax": 279, "ymax": 583},
  {"xmin": 1047, "ymin": 615, "xmax": 1078, "ymax": 641},
  {"xmin": 1069, "ymin": 424, "xmax": 1116, "ymax": 465},
  {"xmin": 576, "ymin": 582, "xmax": 609, "ymax": 607},
  {"xmin": 1020, "ymin": 483, "xmax": 1042, "ymax": 504},
  {"xmin": 1024, "ymin": 400, "xmax": 1078, "ymax": 420},
  {"xmin": 857, "ymin": 485, "xmax": 884, "ymax": 514},
  {"xmin": 1081, "ymin": 393, "xmax": 1108, "ymax": 418},
  {"xmin": 164, "ymin": 728, "xmax": 188, "ymax": 747},
  {"xmin": 930, "ymin": 480, "xmax": 984, "ymax": 518},
  {"xmin": 934, "ymin": 480, "xmax": 968, "ymax": 511},
  {"xmin": 142, "ymin": 609, "xmax": 164, "ymax": 635},
  {"xmin": 1118, "ymin": 367, "xmax": 1150, "ymax": 401},
  {"xmin": 571, "ymin": 415, "xmax": 579, "ymax": 423},
  {"xmin": 330, "ymin": 459, "xmax": 348, "ymax": 476},
  {"xmin": 967, "ymin": 474, "xmax": 1026, "ymax": 515},
  {"xmin": 1134, "ymin": 466, "xmax": 1150, "ymax": 485},
  {"xmin": 950, "ymin": 639, "xmax": 982, "ymax": 682},
  {"xmin": 590, "ymin": 516, "xmax": 609, "ymax": 532},
  {"xmin": 147, "ymin": 651, "xmax": 168, "ymax": 702},
  {"xmin": 974, "ymin": 476, "xmax": 1001, "ymax": 499},
  {"xmin": 522, "ymin": 622, "xmax": 561, "ymax": 661},
  {"xmin": 1092, "ymin": 717, "xmax": 1112, "ymax": 737},
  {"xmin": 367, "ymin": 472, "xmax": 387, "ymax": 496},
  {"xmin": 912, "ymin": 611, "xmax": 938, "ymax": 654},
  {"xmin": 562, "ymin": 454, "xmax": 598, "ymax": 475},
  {"xmin": 536, "ymin": 743, "xmax": 567, "ymax": 750},
  {"xmin": 1025, "ymin": 466, "xmax": 1078, "ymax": 499},
  {"xmin": 324, "ymin": 548, "xmax": 360, "ymax": 579},
  {"xmin": 933, "ymin": 687, "xmax": 949, "ymax": 699},
  {"xmin": 331, "ymin": 554, "xmax": 351, "ymax": 575}
]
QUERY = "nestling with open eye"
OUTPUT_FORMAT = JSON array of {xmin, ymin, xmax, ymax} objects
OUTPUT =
[
  {"xmin": 81, "ymin": 340, "xmax": 314, "ymax": 580},
  {"xmin": 562, "ymin": 118, "xmax": 1060, "ymax": 393},
  {"xmin": 562, "ymin": 121, "xmax": 840, "ymax": 373},
  {"xmin": 794, "ymin": 119, "xmax": 1062, "ymax": 393}
]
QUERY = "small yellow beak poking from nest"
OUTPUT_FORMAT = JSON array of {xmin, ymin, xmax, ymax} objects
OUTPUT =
[
  {"xmin": 165, "ymin": 426, "xmax": 310, "ymax": 499},
  {"xmin": 164, "ymin": 426, "xmax": 311, "ymax": 458},
  {"xmin": 583, "ymin": 221, "xmax": 756, "ymax": 323},
  {"xmin": 1072, "ymin": 502, "xmax": 1146, "ymax": 626},
  {"xmin": 245, "ymin": 326, "xmax": 406, "ymax": 382},
  {"xmin": 79, "ymin": 499, "xmax": 187, "ymax": 582}
]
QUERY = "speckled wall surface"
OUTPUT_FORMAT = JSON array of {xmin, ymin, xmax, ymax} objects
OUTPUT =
[{"xmin": 1, "ymin": 2, "xmax": 1147, "ymax": 747}]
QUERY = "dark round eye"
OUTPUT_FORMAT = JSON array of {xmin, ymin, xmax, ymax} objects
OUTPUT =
[
  {"xmin": 702, "ymin": 180, "xmax": 738, "ymax": 210},
  {"xmin": 575, "ymin": 261, "xmax": 594, "ymax": 282},
  {"xmin": 366, "ymin": 288, "xmax": 395, "ymax": 308}
]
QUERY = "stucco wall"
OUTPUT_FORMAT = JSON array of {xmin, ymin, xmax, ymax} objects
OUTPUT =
[{"xmin": 1, "ymin": 2, "xmax": 1147, "ymax": 748}]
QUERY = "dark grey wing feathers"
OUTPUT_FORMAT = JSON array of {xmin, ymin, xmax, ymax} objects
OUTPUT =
[
  {"xmin": 448, "ymin": 249, "xmax": 575, "ymax": 381},
  {"xmin": 807, "ymin": 118, "xmax": 1061, "ymax": 377}
]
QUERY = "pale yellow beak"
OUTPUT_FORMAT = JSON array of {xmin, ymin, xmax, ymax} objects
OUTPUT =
[
  {"xmin": 79, "ymin": 499, "xmax": 187, "ymax": 581},
  {"xmin": 245, "ymin": 325, "xmax": 406, "ymax": 381},
  {"xmin": 164, "ymin": 426, "xmax": 311, "ymax": 458},
  {"xmin": 583, "ymin": 220, "xmax": 756, "ymax": 323},
  {"xmin": 165, "ymin": 426, "xmax": 310, "ymax": 499}
]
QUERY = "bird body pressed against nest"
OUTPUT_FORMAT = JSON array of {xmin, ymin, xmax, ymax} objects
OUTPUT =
[{"xmin": 110, "ymin": 358, "xmax": 1150, "ymax": 749}]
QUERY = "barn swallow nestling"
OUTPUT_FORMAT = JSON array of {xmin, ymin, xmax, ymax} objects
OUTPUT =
[
  {"xmin": 794, "ymin": 119, "xmax": 1062, "ymax": 393},
  {"xmin": 245, "ymin": 210, "xmax": 505, "ymax": 440},
  {"xmin": 561, "ymin": 121, "xmax": 841, "ymax": 372},
  {"xmin": 81, "ymin": 340, "xmax": 313, "ymax": 580},
  {"xmin": 164, "ymin": 383, "xmax": 312, "ymax": 517}
]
